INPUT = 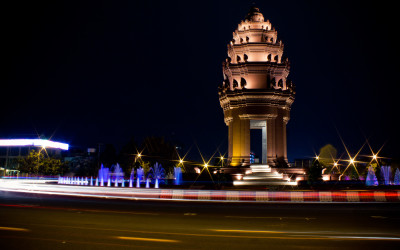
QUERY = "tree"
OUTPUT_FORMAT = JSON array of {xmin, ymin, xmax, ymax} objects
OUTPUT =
[
  {"xmin": 140, "ymin": 136, "xmax": 178, "ymax": 174},
  {"xmin": 308, "ymin": 159, "xmax": 323, "ymax": 184},
  {"xmin": 66, "ymin": 156, "xmax": 97, "ymax": 176},
  {"xmin": 42, "ymin": 158, "xmax": 68, "ymax": 175},
  {"xmin": 118, "ymin": 137, "xmax": 138, "ymax": 175},
  {"xmin": 274, "ymin": 156, "xmax": 288, "ymax": 168},
  {"xmin": 18, "ymin": 150, "xmax": 42, "ymax": 174},
  {"xmin": 99, "ymin": 144, "xmax": 117, "ymax": 168},
  {"xmin": 18, "ymin": 150, "xmax": 68, "ymax": 175},
  {"xmin": 319, "ymin": 144, "xmax": 337, "ymax": 167}
]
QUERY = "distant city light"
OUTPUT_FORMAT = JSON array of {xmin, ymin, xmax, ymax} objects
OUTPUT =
[
  {"xmin": 350, "ymin": 158, "xmax": 355, "ymax": 164},
  {"xmin": 373, "ymin": 154, "xmax": 377, "ymax": 160},
  {"xmin": 204, "ymin": 163, "xmax": 208, "ymax": 168},
  {"xmin": 0, "ymin": 139, "xmax": 69, "ymax": 150}
]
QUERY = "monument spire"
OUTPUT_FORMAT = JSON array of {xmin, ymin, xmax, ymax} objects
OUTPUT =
[{"xmin": 218, "ymin": 6, "xmax": 295, "ymax": 167}]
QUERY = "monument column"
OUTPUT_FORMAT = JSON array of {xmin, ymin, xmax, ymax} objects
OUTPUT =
[
  {"xmin": 283, "ymin": 117, "xmax": 289, "ymax": 161},
  {"xmin": 240, "ymin": 118, "xmax": 250, "ymax": 165},
  {"xmin": 228, "ymin": 121, "xmax": 233, "ymax": 162},
  {"xmin": 261, "ymin": 125, "xmax": 267, "ymax": 164},
  {"xmin": 230, "ymin": 115, "xmax": 250, "ymax": 166},
  {"xmin": 275, "ymin": 116, "xmax": 284, "ymax": 161},
  {"xmin": 266, "ymin": 118, "xmax": 276, "ymax": 166}
]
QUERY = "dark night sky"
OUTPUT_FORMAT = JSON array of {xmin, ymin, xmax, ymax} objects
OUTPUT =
[{"xmin": 1, "ymin": 0, "xmax": 399, "ymax": 162}]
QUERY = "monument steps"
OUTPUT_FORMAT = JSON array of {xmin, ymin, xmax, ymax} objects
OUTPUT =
[{"xmin": 234, "ymin": 164, "xmax": 297, "ymax": 186}]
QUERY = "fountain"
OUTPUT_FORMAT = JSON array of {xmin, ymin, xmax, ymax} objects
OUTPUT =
[
  {"xmin": 146, "ymin": 178, "xmax": 150, "ymax": 188},
  {"xmin": 95, "ymin": 177, "xmax": 99, "ymax": 186},
  {"xmin": 129, "ymin": 168, "xmax": 135, "ymax": 187},
  {"xmin": 155, "ymin": 178, "xmax": 159, "ymax": 188},
  {"xmin": 98, "ymin": 164, "xmax": 110, "ymax": 183},
  {"xmin": 380, "ymin": 166, "xmax": 391, "ymax": 185},
  {"xmin": 148, "ymin": 162, "xmax": 165, "ymax": 186},
  {"xmin": 365, "ymin": 166, "xmax": 378, "ymax": 186},
  {"xmin": 174, "ymin": 167, "xmax": 182, "ymax": 185},
  {"xmin": 136, "ymin": 167, "xmax": 144, "ymax": 187},
  {"xmin": 107, "ymin": 177, "xmax": 111, "ymax": 187},
  {"xmin": 394, "ymin": 168, "xmax": 400, "ymax": 185},
  {"xmin": 111, "ymin": 163, "xmax": 124, "ymax": 185}
]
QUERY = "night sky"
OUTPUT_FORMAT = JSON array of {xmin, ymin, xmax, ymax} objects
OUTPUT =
[{"xmin": 2, "ymin": 0, "xmax": 399, "ymax": 162}]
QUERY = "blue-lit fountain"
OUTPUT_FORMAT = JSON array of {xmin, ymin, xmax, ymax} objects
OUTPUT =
[
  {"xmin": 58, "ymin": 162, "xmax": 162, "ymax": 189},
  {"xmin": 129, "ymin": 168, "xmax": 135, "ymax": 187},
  {"xmin": 174, "ymin": 167, "xmax": 182, "ymax": 185},
  {"xmin": 381, "ymin": 166, "xmax": 391, "ymax": 185},
  {"xmin": 98, "ymin": 164, "xmax": 110, "ymax": 186},
  {"xmin": 148, "ymin": 162, "xmax": 165, "ymax": 188},
  {"xmin": 137, "ymin": 167, "xmax": 144, "ymax": 188},
  {"xmin": 365, "ymin": 166, "xmax": 378, "ymax": 186},
  {"xmin": 111, "ymin": 163, "xmax": 124, "ymax": 186},
  {"xmin": 394, "ymin": 168, "xmax": 400, "ymax": 185}
]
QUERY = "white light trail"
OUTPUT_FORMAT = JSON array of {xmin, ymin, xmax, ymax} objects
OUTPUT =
[{"xmin": 0, "ymin": 139, "xmax": 69, "ymax": 150}]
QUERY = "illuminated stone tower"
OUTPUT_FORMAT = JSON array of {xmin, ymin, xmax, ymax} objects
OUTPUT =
[{"xmin": 218, "ymin": 6, "xmax": 295, "ymax": 167}]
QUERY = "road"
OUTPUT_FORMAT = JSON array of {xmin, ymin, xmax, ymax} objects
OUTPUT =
[{"xmin": 1, "ymin": 190, "xmax": 400, "ymax": 249}]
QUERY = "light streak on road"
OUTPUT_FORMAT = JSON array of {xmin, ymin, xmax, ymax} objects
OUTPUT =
[
  {"xmin": 115, "ymin": 236, "xmax": 180, "ymax": 243},
  {"xmin": 0, "ymin": 227, "xmax": 30, "ymax": 232}
]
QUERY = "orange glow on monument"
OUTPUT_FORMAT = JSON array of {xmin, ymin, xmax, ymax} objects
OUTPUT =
[{"xmin": 218, "ymin": 6, "xmax": 295, "ymax": 166}]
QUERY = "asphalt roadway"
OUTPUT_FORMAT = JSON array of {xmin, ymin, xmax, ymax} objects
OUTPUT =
[{"xmin": 0, "ymin": 190, "xmax": 399, "ymax": 249}]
